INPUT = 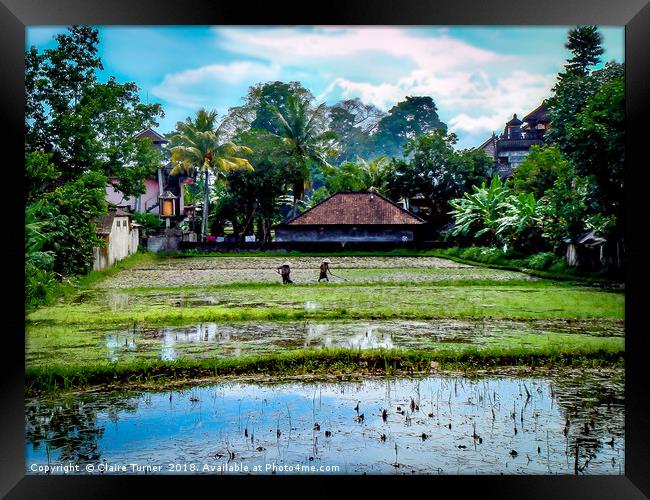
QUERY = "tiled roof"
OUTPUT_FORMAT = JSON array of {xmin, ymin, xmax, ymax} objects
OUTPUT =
[
  {"xmin": 522, "ymin": 103, "xmax": 549, "ymax": 124},
  {"xmin": 135, "ymin": 128, "xmax": 169, "ymax": 144},
  {"xmin": 281, "ymin": 191, "xmax": 425, "ymax": 226}
]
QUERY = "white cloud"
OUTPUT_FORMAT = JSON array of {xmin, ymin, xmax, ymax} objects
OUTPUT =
[
  {"xmin": 320, "ymin": 69, "xmax": 555, "ymax": 135},
  {"xmin": 448, "ymin": 113, "xmax": 506, "ymax": 134},
  {"xmin": 151, "ymin": 61, "xmax": 280, "ymax": 109},
  {"xmin": 202, "ymin": 27, "xmax": 557, "ymax": 145},
  {"xmin": 214, "ymin": 27, "xmax": 507, "ymax": 71}
]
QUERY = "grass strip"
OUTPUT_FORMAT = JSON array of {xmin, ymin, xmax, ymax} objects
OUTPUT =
[{"xmin": 26, "ymin": 346, "xmax": 624, "ymax": 394}]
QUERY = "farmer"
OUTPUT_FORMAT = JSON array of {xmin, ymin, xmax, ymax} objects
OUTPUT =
[
  {"xmin": 319, "ymin": 258, "xmax": 332, "ymax": 282},
  {"xmin": 276, "ymin": 261, "xmax": 293, "ymax": 284}
]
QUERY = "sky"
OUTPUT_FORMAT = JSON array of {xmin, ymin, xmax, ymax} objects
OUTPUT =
[{"xmin": 26, "ymin": 26, "xmax": 624, "ymax": 149}]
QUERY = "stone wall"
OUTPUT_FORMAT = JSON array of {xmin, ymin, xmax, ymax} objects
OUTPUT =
[
  {"xmin": 147, "ymin": 234, "xmax": 181, "ymax": 253},
  {"xmin": 275, "ymin": 227, "xmax": 414, "ymax": 243}
]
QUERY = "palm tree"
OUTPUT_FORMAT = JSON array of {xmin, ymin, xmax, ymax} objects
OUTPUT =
[
  {"xmin": 168, "ymin": 108, "xmax": 253, "ymax": 240},
  {"xmin": 357, "ymin": 155, "xmax": 390, "ymax": 193},
  {"xmin": 271, "ymin": 94, "xmax": 334, "ymax": 217}
]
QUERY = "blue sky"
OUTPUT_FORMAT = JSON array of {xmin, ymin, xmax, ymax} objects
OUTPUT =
[{"xmin": 26, "ymin": 26, "xmax": 624, "ymax": 149}]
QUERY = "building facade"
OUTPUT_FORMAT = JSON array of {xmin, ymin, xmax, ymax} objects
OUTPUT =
[
  {"xmin": 105, "ymin": 128, "xmax": 193, "ymax": 222},
  {"xmin": 477, "ymin": 103, "xmax": 550, "ymax": 178}
]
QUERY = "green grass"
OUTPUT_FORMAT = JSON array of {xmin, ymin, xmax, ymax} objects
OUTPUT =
[
  {"xmin": 27, "ymin": 281, "xmax": 624, "ymax": 325},
  {"xmin": 25, "ymin": 250, "xmax": 158, "ymax": 313},
  {"xmin": 25, "ymin": 345, "xmax": 624, "ymax": 394}
]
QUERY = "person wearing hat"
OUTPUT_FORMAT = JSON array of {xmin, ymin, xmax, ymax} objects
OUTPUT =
[
  {"xmin": 276, "ymin": 261, "xmax": 293, "ymax": 284},
  {"xmin": 318, "ymin": 258, "xmax": 332, "ymax": 282}
]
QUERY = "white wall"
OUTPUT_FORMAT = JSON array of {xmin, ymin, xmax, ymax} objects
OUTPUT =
[{"xmin": 93, "ymin": 217, "xmax": 140, "ymax": 271}]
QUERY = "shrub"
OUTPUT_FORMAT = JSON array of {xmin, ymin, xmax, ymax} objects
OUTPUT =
[
  {"xmin": 548, "ymin": 260, "xmax": 570, "ymax": 274},
  {"xmin": 458, "ymin": 246, "xmax": 508, "ymax": 265},
  {"xmin": 526, "ymin": 252, "xmax": 560, "ymax": 271},
  {"xmin": 25, "ymin": 261, "xmax": 58, "ymax": 308},
  {"xmin": 132, "ymin": 212, "xmax": 163, "ymax": 232},
  {"xmin": 459, "ymin": 246, "xmax": 483, "ymax": 261}
]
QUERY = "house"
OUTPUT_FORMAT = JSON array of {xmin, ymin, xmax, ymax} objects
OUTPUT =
[
  {"xmin": 476, "ymin": 102, "xmax": 550, "ymax": 178},
  {"xmin": 274, "ymin": 190, "xmax": 426, "ymax": 243},
  {"xmin": 561, "ymin": 231, "xmax": 608, "ymax": 270},
  {"xmin": 105, "ymin": 128, "xmax": 193, "ymax": 223},
  {"xmin": 92, "ymin": 207, "xmax": 140, "ymax": 271}
]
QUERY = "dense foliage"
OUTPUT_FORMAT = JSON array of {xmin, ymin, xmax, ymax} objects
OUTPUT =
[
  {"xmin": 386, "ymin": 131, "xmax": 492, "ymax": 227},
  {"xmin": 448, "ymin": 25, "xmax": 624, "ymax": 271},
  {"xmin": 25, "ymin": 26, "xmax": 164, "ymax": 307}
]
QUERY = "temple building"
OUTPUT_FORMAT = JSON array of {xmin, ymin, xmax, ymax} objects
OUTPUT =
[{"xmin": 476, "ymin": 102, "xmax": 550, "ymax": 178}]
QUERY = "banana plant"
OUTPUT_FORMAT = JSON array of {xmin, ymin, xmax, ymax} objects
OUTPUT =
[{"xmin": 449, "ymin": 174, "xmax": 510, "ymax": 244}]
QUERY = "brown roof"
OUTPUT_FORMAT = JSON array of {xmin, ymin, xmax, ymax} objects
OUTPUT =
[
  {"xmin": 135, "ymin": 128, "xmax": 169, "ymax": 144},
  {"xmin": 280, "ymin": 191, "xmax": 425, "ymax": 226},
  {"xmin": 522, "ymin": 103, "xmax": 549, "ymax": 124}
]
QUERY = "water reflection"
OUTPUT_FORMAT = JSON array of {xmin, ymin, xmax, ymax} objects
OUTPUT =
[
  {"xmin": 25, "ymin": 371, "xmax": 624, "ymax": 475},
  {"xmin": 305, "ymin": 324, "xmax": 394, "ymax": 349},
  {"xmin": 106, "ymin": 291, "xmax": 130, "ymax": 312},
  {"xmin": 95, "ymin": 319, "xmax": 622, "ymax": 363}
]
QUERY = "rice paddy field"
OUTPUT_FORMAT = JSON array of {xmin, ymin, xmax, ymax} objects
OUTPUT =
[
  {"xmin": 26, "ymin": 253, "xmax": 624, "ymax": 378},
  {"xmin": 24, "ymin": 253, "xmax": 626, "ymax": 475}
]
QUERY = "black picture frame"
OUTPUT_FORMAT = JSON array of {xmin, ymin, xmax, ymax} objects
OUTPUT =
[{"xmin": 2, "ymin": 0, "xmax": 649, "ymax": 497}]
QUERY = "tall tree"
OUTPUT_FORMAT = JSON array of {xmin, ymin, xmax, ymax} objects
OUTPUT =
[
  {"xmin": 168, "ymin": 108, "xmax": 254, "ymax": 240},
  {"xmin": 25, "ymin": 25, "xmax": 164, "ymax": 196},
  {"xmin": 327, "ymin": 98, "xmax": 385, "ymax": 163},
  {"xmin": 373, "ymin": 96, "xmax": 447, "ymax": 159},
  {"xmin": 222, "ymin": 81, "xmax": 315, "ymax": 137},
  {"xmin": 24, "ymin": 25, "xmax": 165, "ymax": 296},
  {"xmin": 545, "ymin": 25, "xmax": 624, "ymax": 267},
  {"xmin": 271, "ymin": 94, "xmax": 336, "ymax": 216},
  {"xmin": 385, "ymin": 130, "xmax": 491, "ymax": 227},
  {"xmin": 564, "ymin": 25, "xmax": 605, "ymax": 77}
]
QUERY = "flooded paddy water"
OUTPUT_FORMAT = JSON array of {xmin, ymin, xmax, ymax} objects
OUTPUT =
[
  {"xmin": 26, "ymin": 318, "xmax": 623, "ymax": 365},
  {"xmin": 25, "ymin": 370, "xmax": 624, "ymax": 475}
]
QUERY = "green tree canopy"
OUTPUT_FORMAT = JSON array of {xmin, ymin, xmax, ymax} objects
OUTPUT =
[
  {"xmin": 25, "ymin": 25, "xmax": 164, "ymax": 197},
  {"xmin": 374, "ymin": 96, "xmax": 447, "ymax": 158},
  {"xmin": 223, "ymin": 81, "xmax": 315, "ymax": 137},
  {"xmin": 512, "ymin": 145, "xmax": 568, "ymax": 199},
  {"xmin": 270, "ymin": 94, "xmax": 336, "ymax": 215},
  {"xmin": 385, "ymin": 130, "xmax": 492, "ymax": 226},
  {"xmin": 564, "ymin": 25, "xmax": 605, "ymax": 77},
  {"xmin": 327, "ymin": 98, "xmax": 385, "ymax": 164},
  {"xmin": 168, "ymin": 108, "xmax": 253, "ymax": 239},
  {"xmin": 545, "ymin": 25, "xmax": 624, "ymax": 266}
]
